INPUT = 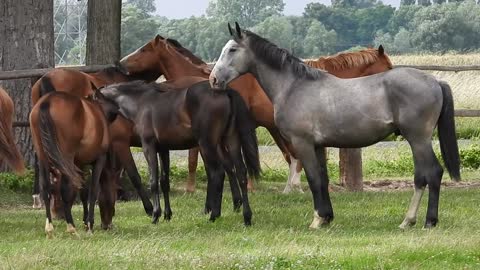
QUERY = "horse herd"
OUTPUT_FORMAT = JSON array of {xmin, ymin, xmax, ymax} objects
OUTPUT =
[{"xmin": 0, "ymin": 22, "xmax": 461, "ymax": 238}]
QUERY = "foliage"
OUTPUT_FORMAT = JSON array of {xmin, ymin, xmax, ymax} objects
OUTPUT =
[
  {"xmin": 0, "ymin": 170, "xmax": 34, "ymax": 194},
  {"xmin": 206, "ymin": 0, "xmax": 285, "ymax": 28},
  {"xmin": 252, "ymin": 16, "xmax": 294, "ymax": 50},
  {"xmin": 460, "ymin": 143, "xmax": 480, "ymax": 169},
  {"xmin": 121, "ymin": 4, "xmax": 161, "ymax": 55}
]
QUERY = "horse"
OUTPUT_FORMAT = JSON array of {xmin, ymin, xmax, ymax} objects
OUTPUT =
[
  {"xmin": 0, "ymin": 87, "xmax": 25, "ymax": 174},
  {"xmin": 29, "ymin": 91, "xmax": 117, "ymax": 237},
  {"xmin": 30, "ymin": 65, "xmax": 157, "ymax": 227},
  {"xmin": 96, "ymin": 80, "xmax": 261, "ymax": 225},
  {"xmin": 210, "ymin": 22, "xmax": 460, "ymax": 229},
  {"xmin": 118, "ymin": 35, "xmax": 393, "ymax": 194}
]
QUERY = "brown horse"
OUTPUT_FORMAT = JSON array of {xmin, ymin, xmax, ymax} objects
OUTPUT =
[
  {"xmin": 0, "ymin": 87, "xmax": 25, "ymax": 174},
  {"xmin": 119, "ymin": 36, "xmax": 393, "ymax": 192},
  {"xmin": 30, "ymin": 65, "xmax": 156, "ymax": 226},
  {"xmin": 30, "ymin": 91, "xmax": 116, "ymax": 237}
]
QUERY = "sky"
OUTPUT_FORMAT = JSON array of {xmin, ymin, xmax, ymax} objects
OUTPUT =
[{"xmin": 154, "ymin": 0, "xmax": 400, "ymax": 19}]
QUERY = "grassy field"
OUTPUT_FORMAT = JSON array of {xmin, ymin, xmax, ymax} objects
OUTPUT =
[{"xmin": 1, "ymin": 182, "xmax": 480, "ymax": 269}]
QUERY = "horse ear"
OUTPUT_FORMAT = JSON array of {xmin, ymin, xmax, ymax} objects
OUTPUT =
[
  {"xmin": 228, "ymin": 23, "xmax": 233, "ymax": 36},
  {"xmin": 235, "ymin": 22, "xmax": 242, "ymax": 38},
  {"xmin": 155, "ymin": 34, "xmax": 161, "ymax": 45},
  {"xmin": 378, "ymin": 45, "xmax": 384, "ymax": 55}
]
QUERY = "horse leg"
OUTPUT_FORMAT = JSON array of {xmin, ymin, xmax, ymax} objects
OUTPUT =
[
  {"xmin": 39, "ymin": 161, "xmax": 53, "ymax": 238},
  {"xmin": 85, "ymin": 154, "xmax": 106, "ymax": 233},
  {"xmin": 159, "ymin": 151, "xmax": 172, "ymax": 220},
  {"xmin": 227, "ymin": 135, "xmax": 253, "ymax": 226},
  {"xmin": 80, "ymin": 185, "xmax": 89, "ymax": 228},
  {"xmin": 113, "ymin": 142, "xmax": 153, "ymax": 216},
  {"xmin": 60, "ymin": 175, "xmax": 77, "ymax": 236},
  {"xmin": 199, "ymin": 141, "xmax": 225, "ymax": 222},
  {"xmin": 143, "ymin": 140, "xmax": 161, "ymax": 224},
  {"xmin": 291, "ymin": 137, "xmax": 333, "ymax": 228},
  {"xmin": 218, "ymin": 145, "xmax": 242, "ymax": 213},
  {"xmin": 400, "ymin": 141, "xmax": 443, "ymax": 229},
  {"xmin": 32, "ymin": 153, "xmax": 43, "ymax": 209},
  {"xmin": 185, "ymin": 148, "xmax": 199, "ymax": 193},
  {"xmin": 267, "ymin": 127, "xmax": 304, "ymax": 193}
]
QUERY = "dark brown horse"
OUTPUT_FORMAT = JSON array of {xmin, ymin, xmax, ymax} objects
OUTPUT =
[
  {"xmin": 30, "ymin": 65, "xmax": 156, "ymax": 226},
  {"xmin": 0, "ymin": 87, "xmax": 25, "ymax": 174},
  {"xmin": 30, "ymin": 91, "xmax": 116, "ymax": 237},
  {"xmin": 96, "ymin": 80, "xmax": 261, "ymax": 225},
  {"xmin": 119, "ymin": 36, "xmax": 393, "ymax": 193}
]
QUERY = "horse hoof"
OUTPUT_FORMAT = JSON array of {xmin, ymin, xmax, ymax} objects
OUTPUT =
[
  {"xmin": 204, "ymin": 207, "xmax": 212, "ymax": 215},
  {"xmin": 233, "ymin": 202, "xmax": 242, "ymax": 213},
  {"xmin": 282, "ymin": 186, "xmax": 292, "ymax": 194},
  {"xmin": 399, "ymin": 219, "xmax": 416, "ymax": 229},
  {"xmin": 309, "ymin": 211, "xmax": 332, "ymax": 229},
  {"xmin": 32, "ymin": 195, "xmax": 43, "ymax": 209},
  {"xmin": 145, "ymin": 207, "xmax": 153, "ymax": 217},
  {"xmin": 164, "ymin": 210, "xmax": 172, "ymax": 221},
  {"xmin": 423, "ymin": 220, "xmax": 437, "ymax": 229},
  {"xmin": 185, "ymin": 183, "xmax": 195, "ymax": 193},
  {"xmin": 101, "ymin": 223, "xmax": 113, "ymax": 230}
]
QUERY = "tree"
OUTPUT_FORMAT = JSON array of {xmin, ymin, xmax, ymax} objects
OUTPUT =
[
  {"xmin": 418, "ymin": 0, "xmax": 432, "ymax": 6},
  {"xmin": 86, "ymin": 0, "xmax": 122, "ymax": 65},
  {"xmin": 126, "ymin": 0, "xmax": 156, "ymax": 14},
  {"xmin": 354, "ymin": 4, "xmax": 395, "ymax": 44},
  {"xmin": 253, "ymin": 16, "xmax": 294, "ymax": 50},
  {"xmin": 303, "ymin": 20, "xmax": 338, "ymax": 57},
  {"xmin": 206, "ymin": 0, "xmax": 285, "ymax": 28},
  {"xmin": 0, "ymin": 0, "xmax": 55, "ymax": 167},
  {"xmin": 121, "ymin": 4, "xmax": 161, "ymax": 55},
  {"xmin": 400, "ymin": 0, "xmax": 416, "ymax": 5}
]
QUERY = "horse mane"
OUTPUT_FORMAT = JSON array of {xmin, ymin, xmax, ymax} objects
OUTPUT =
[
  {"xmin": 244, "ymin": 30, "xmax": 324, "ymax": 80},
  {"xmin": 165, "ymin": 38, "xmax": 206, "ymax": 65},
  {"xmin": 0, "ymin": 88, "xmax": 24, "ymax": 174},
  {"xmin": 108, "ymin": 80, "xmax": 170, "ymax": 96},
  {"xmin": 100, "ymin": 66, "xmax": 127, "ymax": 79},
  {"xmin": 304, "ymin": 49, "xmax": 393, "ymax": 71}
]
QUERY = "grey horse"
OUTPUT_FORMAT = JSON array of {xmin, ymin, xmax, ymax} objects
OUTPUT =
[{"xmin": 209, "ymin": 22, "xmax": 460, "ymax": 229}]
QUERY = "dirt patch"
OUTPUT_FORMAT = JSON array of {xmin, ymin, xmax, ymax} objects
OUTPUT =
[{"xmin": 329, "ymin": 180, "xmax": 480, "ymax": 192}]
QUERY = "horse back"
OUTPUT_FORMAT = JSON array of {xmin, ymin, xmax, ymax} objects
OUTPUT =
[{"xmin": 31, "ymin": 68, "xmax": 92, "ymax": 105}]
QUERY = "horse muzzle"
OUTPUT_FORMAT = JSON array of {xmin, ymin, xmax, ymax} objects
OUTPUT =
[{"xmin": 209, "ymin": 74, "xmax": 227, "ymax": 90}]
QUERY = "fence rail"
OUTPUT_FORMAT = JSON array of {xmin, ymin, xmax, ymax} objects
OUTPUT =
[
  {"xmin": 0, "ymin": 64, "xmax": 113, "ymax": 80},
  {"xmin": 1, "ymin": 64, "xmax": 480, "ymax": 128}
]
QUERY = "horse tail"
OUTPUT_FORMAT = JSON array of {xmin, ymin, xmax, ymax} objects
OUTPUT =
[
  {"xmin": 39, "ymin": 101, "xmax": 83, "ymax": 189},
  {"xmin": 437, "ymin": 80, "xmax": 461, "ymax": 182},
  {"xmin": 0, "ymin": 89, "xmax": 25, "ymax": 174},
  {"xmin": 227, "ymin": 89, "xmax": 261, "ymax": 178},
  {"xmin": 39, "ymin": 76, "xmax": 56, "ymax": 97}
]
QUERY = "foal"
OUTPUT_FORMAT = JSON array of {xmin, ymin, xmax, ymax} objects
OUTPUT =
[
  {"xmin": 97, "ymin": 80, "xmax": 261, "ymax": 225},
  {"xmin": 30, "ymin": 91, "xmax": 116, "ymax": 237}
]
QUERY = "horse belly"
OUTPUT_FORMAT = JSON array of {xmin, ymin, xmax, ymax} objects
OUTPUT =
[{"xmin": 154, "ymin": 125, "xmax": 196, "ymax": 150}]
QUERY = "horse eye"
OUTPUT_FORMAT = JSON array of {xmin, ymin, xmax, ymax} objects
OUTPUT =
[{"xmin": 229, "ymin": 48, "xmax": 237, "ymax": 53}]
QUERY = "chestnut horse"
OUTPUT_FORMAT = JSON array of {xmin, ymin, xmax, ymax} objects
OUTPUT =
[
  {"xmin": 119, "ymin": 35, "xmax": 392, "ymax": 193},
  {"xmin": 30, "ymin": 91, "xmax": 117, "ymax": 237},
  {"xmin": 0, "ymin": 87, "xmax": 25, "ymax": 174},
  {"xmin": 30, "ymin": 65, "xmax": 156, "ymax": 226}
]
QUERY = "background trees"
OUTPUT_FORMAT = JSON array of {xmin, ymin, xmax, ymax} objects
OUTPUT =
[{"xmin": 56, "ymin": 0, "xmax": 480, "ymax": 65}]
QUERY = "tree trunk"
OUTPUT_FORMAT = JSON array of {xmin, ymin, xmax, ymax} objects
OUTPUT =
[
  {"xmin": 86, "ymin": 0, "xmax": 122, "ymax": 65},
  {"xmin": 339, "ymin": 148, "xmax": 363, "ymax": 191},
  {"xmin": 0, "ymin": 0, "xmax": 54, "ymax": 168}
]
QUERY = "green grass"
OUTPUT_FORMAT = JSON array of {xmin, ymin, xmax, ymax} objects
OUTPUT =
[{"xmin": 1, "ymin": 183, "xmax": 480, "ymax": 269}]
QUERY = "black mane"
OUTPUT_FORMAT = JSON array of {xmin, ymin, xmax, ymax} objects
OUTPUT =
[
  {"xmin": 243, "ymin": 30, "xmax": 323, "ymax": 80},
  {"xmin": 106, "ymin": 80, "xmax": 170, "ymax": 97},
  {"xmin": 101, "ymin": 66, "xmax": 127, "ymax": 78}
]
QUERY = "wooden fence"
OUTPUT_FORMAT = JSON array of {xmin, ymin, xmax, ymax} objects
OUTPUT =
[{"xmin": 1, "ymin": 63, "xmax": 480, "ymax": 190}]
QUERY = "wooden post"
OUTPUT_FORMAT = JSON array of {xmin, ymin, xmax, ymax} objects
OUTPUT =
[
  {"xmin": 339, "ymin": 148, "xmax": 363, "ymax": 191},
  {"xmin": 86, "ymin": 0, "xmax": 122, "ymax": 65},
  {"xmin": 0, "ymin": 0, "xmax": 54, "ymax": 167}
]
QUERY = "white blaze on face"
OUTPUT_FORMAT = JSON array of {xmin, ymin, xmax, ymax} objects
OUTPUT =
[{"xmin": 212, "ymin": 39, "xmax": 238, "ymax": 75}]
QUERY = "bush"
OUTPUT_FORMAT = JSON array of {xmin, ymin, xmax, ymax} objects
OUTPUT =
[
  {"xmin": 460, "ymin": 143, "xmax": 480, "ymax": 169},
  {"xmin": 0, "ymin": 170, "xmax": 34, "ymax": 193}
]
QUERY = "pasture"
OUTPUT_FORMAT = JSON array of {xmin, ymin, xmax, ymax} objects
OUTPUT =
[{"xmin": 1, "ymin": 182, "xmax": 480, "ymax": 269}]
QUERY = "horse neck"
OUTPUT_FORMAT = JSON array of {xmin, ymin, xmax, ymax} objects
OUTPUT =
[
  {"xmin": 106, "ymin": 91, "xmax": 140, "ymax": 121},
  {"xmin": 249, "ymin": 61, "xmax": 297, "ymax": 105},
  {"xmin": 158, "ymin": 51, "xmax": 208, "ymax": 80}
]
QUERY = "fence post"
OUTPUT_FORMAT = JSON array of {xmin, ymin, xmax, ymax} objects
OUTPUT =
[{"xmin": 339, "ymin": 148, "xmax": 363, "ymax": 191}]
